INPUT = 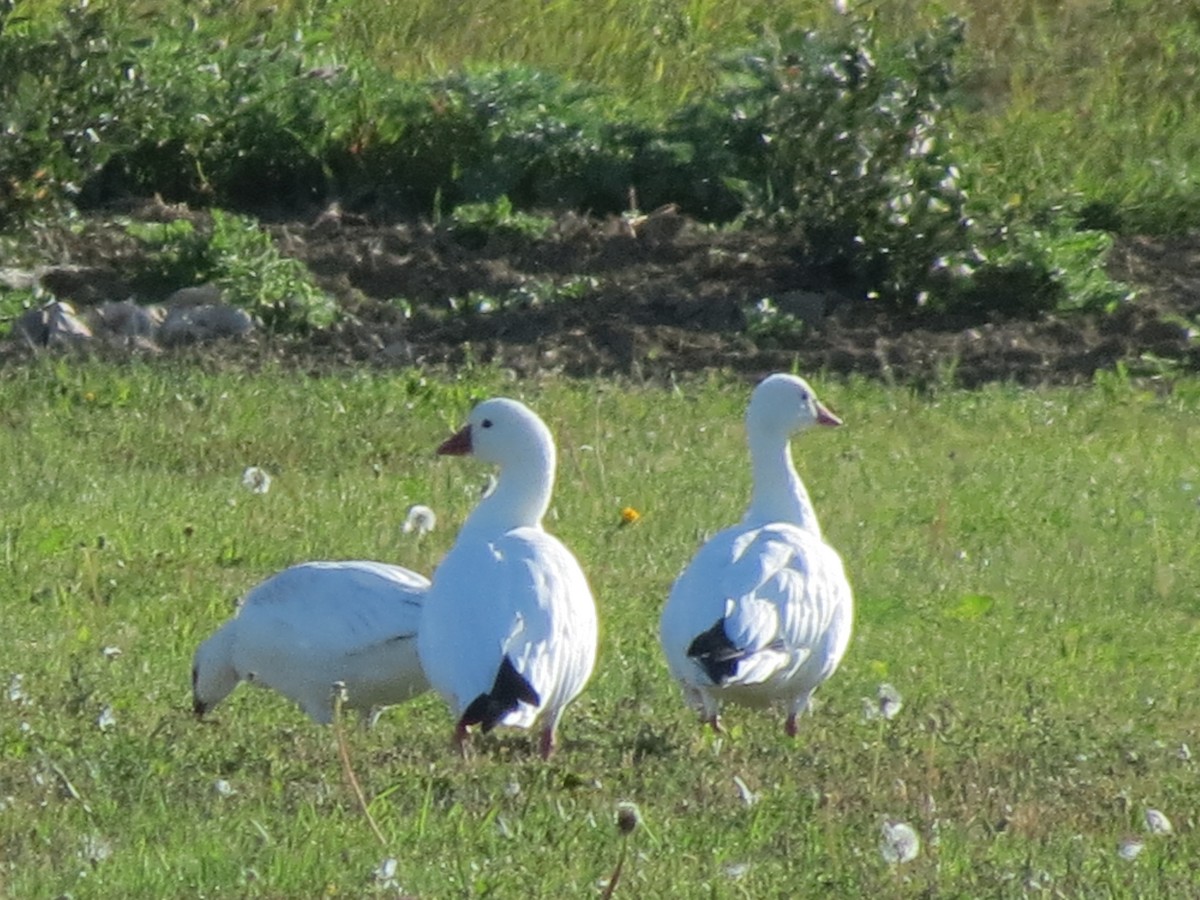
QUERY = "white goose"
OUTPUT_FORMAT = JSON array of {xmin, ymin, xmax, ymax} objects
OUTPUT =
[
  {"xmin": 192, "ymin": 560, "xmax": 429, "ymax": 724},
  {"xmin": 419, "ymin": 398, "xmax": 598, "ymax": 759},
  {"xmin": 659, "ymin": 373, "xmax": 853, "ymax": 736}
]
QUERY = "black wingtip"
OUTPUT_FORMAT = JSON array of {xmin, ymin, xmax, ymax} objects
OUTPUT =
[
  {"xmin": 459, "ymin": 656, "xmax": 540, "ymax": 734},
  {"xmin": 687, "ymin": 618, "xmax": 741, "ymax": 684}
]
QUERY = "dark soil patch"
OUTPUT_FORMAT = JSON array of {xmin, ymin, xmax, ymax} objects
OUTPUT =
[{"xmin": 8, "ymin": 205, "xmax": 1200, "ymax": 386}]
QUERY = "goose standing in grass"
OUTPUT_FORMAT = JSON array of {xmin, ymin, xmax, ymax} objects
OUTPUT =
[
  {"xmin": 192, "ymin": 560, "xmax": 429, "ymax": 724},
  {"xmin": 659, "ymin": 374, "xmax": 853, "ymax": 736},
  {"xmin": 419, "ymin": 397, "xmax": 598, "ymax": 759}
]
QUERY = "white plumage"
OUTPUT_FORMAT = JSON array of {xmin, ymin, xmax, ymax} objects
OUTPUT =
[
  {"xmin": 192, "ymin": 560, "xmax": 430, "ymax": 724},
  {"xmin": 418, "ymin": 397, "xmax": 598, "ymax": 759},
  {"xmin": 659, "ymin": 373, "xmax": 853, "ymax": 735}
]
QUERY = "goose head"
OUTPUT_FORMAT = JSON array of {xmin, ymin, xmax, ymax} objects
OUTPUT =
[
  {"xmin": 746, "ymin": 373, "xmax": 841, "ymax": 438},
  {"xmin": 438, "ymin": 397, "xmax": 556, "ymax": 531},
  {"xmin": 742, "ymin": 374, "xmax": 841, "ymax": 532}
]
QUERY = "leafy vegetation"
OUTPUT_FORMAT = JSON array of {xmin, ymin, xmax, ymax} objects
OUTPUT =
[
  {"xmin": 446, "ymin": 195, "xmax": 555, "ymax": 249},
  {"xmin": 125, "ymin": 211, "xmax": 337, "ymax": 332},
  {"xmin": 1, "ymin": 0, "xmax": 1173, "ymax": 316},
  {"xmin": 0, "ymin": 285, "xmax": 36, "ymax": 338},
  {"xmin": 2, "ymin": 362, "xmax": 1200, "ymax": 896}
]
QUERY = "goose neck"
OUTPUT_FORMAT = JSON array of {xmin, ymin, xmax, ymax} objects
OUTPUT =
[
  {"xmin": 463, "ymin": 447, "xmax": 554, "ymax": 536},
  {"xmin": 746, "ymin": 431, "xmax": 822, "ymax": 536}
]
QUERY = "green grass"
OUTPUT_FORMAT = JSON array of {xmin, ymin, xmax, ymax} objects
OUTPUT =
[
  {"xmin": 3, "ymin": 361, "xmax": 1200, "ymax": 896},
  {"xmin": 12, "ymin": 0, "xmax": 1200, "ymax": 229}
]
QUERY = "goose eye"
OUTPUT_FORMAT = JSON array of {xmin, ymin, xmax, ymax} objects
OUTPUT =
[{"xmin": 481, "ymin": 418, "xmax": 493, "ymax": 429}]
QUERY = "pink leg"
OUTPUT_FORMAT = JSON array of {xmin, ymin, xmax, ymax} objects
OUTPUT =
[
  {"xmin": 539, "ymin": 727, "xmax": 556, "ymax": 760},
  {"xmin": 454, "ymin": 721, "xmax": 470, "ymax": 757},
  {"xmin": 785, "ymin": 712, "xmax": 799, "ymax": 737},
  {"xmin": 704, "ymin": 714, "xmax": 724, "ymax": 734}
]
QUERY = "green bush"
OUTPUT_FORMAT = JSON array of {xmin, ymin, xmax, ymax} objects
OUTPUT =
[
  {"xmin": 446, "ymin": 196, "xmax": 554, "ymax": 249},
  {"xmin": 949, "ymin": 216, "xmax": 1133, "ymax": 315},
  {"xmin": 0, "ymin": 3, "xmax": 1133, "ymax": 319},
  {"xmin": 126, "ymin": 211, "xmax": 337, "ymax": 333},
  {"xmin": 668, "ymin": 19, "xmax": 974, "ymax": 307},
  {"xmin": 0, "ymin": 0, "xmax": 136, "ymax": 224},
  {"xmin": 83, "ymin": 27, "xmax": 358, "ymax": 209},
  {"xmin": 330, "ymin": 66, "xmax": 647, "ymax": 215}
]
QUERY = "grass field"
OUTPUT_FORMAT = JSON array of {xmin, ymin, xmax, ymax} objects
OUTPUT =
[{"xmin": 3, "ymin": 361, "xmax": 1199, "ymax": 896}]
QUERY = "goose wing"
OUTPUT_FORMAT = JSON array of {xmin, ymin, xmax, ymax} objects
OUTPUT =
[
  {"xmin": 236, "ymin": 561, "xmax": 427, "ymax": 658},
  {"xmin": 667, "ymin": 524, "xmax": 842, "ymax": 688},
  {"xmin": 421, "ymin": 528, "xmax": 596, "ymax": 730}
]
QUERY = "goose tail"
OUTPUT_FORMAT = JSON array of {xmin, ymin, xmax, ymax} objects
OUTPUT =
[{"xmin": 459, "ymin": 656, "xmax": 541, "ymax": 733}]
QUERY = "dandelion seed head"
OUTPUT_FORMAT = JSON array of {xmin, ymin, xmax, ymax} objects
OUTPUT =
[
  {"xmin": 880, "ymin": 820, "xmax": 920, "ymax": 864},
  {"xmin": 615, "ymin": 801, "xmax": 641, "ymax": 835},
  {"xmin": 724, "ymin": 862, "xmax": 750, "ymax": 879},
  {"xmin": 97, "ymin": 705, "xmax": 116, "ymax": 732},
  {"xmin": 863, "ymin": 683, "xmax": 903, "ymax": 721},
  {"xmin": 7, "ymin": 674, "xmax": 27, "ymax": 705},
  {"xmin": 102, "ymin": 646, "xmax": 122, "ymax": 661},
  {"xmin": 402, "ymin": 504, "xmax": 437, "ymax": 536},
  {"xmin": 1144, "ymin": 808, "xmax": 1173, "ymax": 835},
  {"xmin": 241, "ymin": 466, "xmax": 271, "ymax": 494},
  {"xmin": 1177, "ymin": 743, "xmax": 1191, "ymax": 762},
  {"xmin": 330, "ymin": 680, "xmax": 349, "ymax": 705},
  {"xmin": 373, "ymin": 857, "xmax": 399, "ymax": 889},
  {"xmin": 214, "ymin": 779, "xmax": 236, "ymax": 797},
  {"xmin": 79, "ymin": 834, "xmax": 113, "ymax": 865},
  {"xmin": 1118, "ymin": 838, "xmax": 1145, "ymax": 860},
  {"xmin": 877, "ymin": 683, "xmax": 902, "ymax": 719}
]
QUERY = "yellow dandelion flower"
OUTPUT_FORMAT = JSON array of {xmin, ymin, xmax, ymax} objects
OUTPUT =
[{"xmin": 619, "ymin": 506, "xmax": 641, "ymax": 526}]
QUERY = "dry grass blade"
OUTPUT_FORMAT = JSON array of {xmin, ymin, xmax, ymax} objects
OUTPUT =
[{"xmin": 332, "ymin": 682, "xmax": 387, "ymax": 848}]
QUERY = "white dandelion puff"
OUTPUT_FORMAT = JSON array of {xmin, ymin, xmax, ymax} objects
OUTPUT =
[
  {"xmin": 1118, "ymin": 838, "xmax": 1145, "ymax": 860},
  {"xmin": 402, "ymin": 504, "xmax": 437, "ymax": 536},
  {"xmin": 7, "ymin": 674, "xmax": 27, "ymax": 705},
  {"xmin": 214, "ymin": 779, "xmax": 236, "ymax": 797},
  {"xmin": 724, "ymin": 862, "xmax": 750, "ymax": 880},
  {"xmin": 97, "ymin": 705, "xmax": 116, "ymax": 732},
  {"xmin": 880, "ymin": 820, "xmax": 921, "ymax": 864},
  {"xmin": 864, "ymin": 683, "xmax": 903, "ymax": 721},
  {"xmin": 79, "ymin": 833, "xmax": 113, "ymax": 865},
  {"xmin": 1144, "ymin": 808, "xmax": 1173, "ymax": 835},
  {"xmin": 1178, "ymin": 743, "xmax": 1191, "ymax": 762},
  {"xmin": 102, "ymin": 646, "xmax": 122, "ymax": 661},
  {"xmin": 373, "ymin": 857, "xmax": 399, "ymax": 889},
  {"xmin": 877, "ymin": 683, "xmax": 903, "ymax": 719},
  {"xmin": 241, "ymin": 466, "xmax": 272, "ymax": 494},
  {"xmin": 615, "ymin": 802, "xmax": 642, "ymax": 835}
]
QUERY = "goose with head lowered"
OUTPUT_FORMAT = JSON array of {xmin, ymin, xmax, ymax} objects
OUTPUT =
[
  {"xmin": 419, "ymin": 397, "xmax": 598, "ymax": 759},
  {"xmin": 192, "ymin": 560, "xmax": 429, "ymax": 725},
  {"xmin": 659, "ymin": 373, "xmax": 853, "ymax": 736}
]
